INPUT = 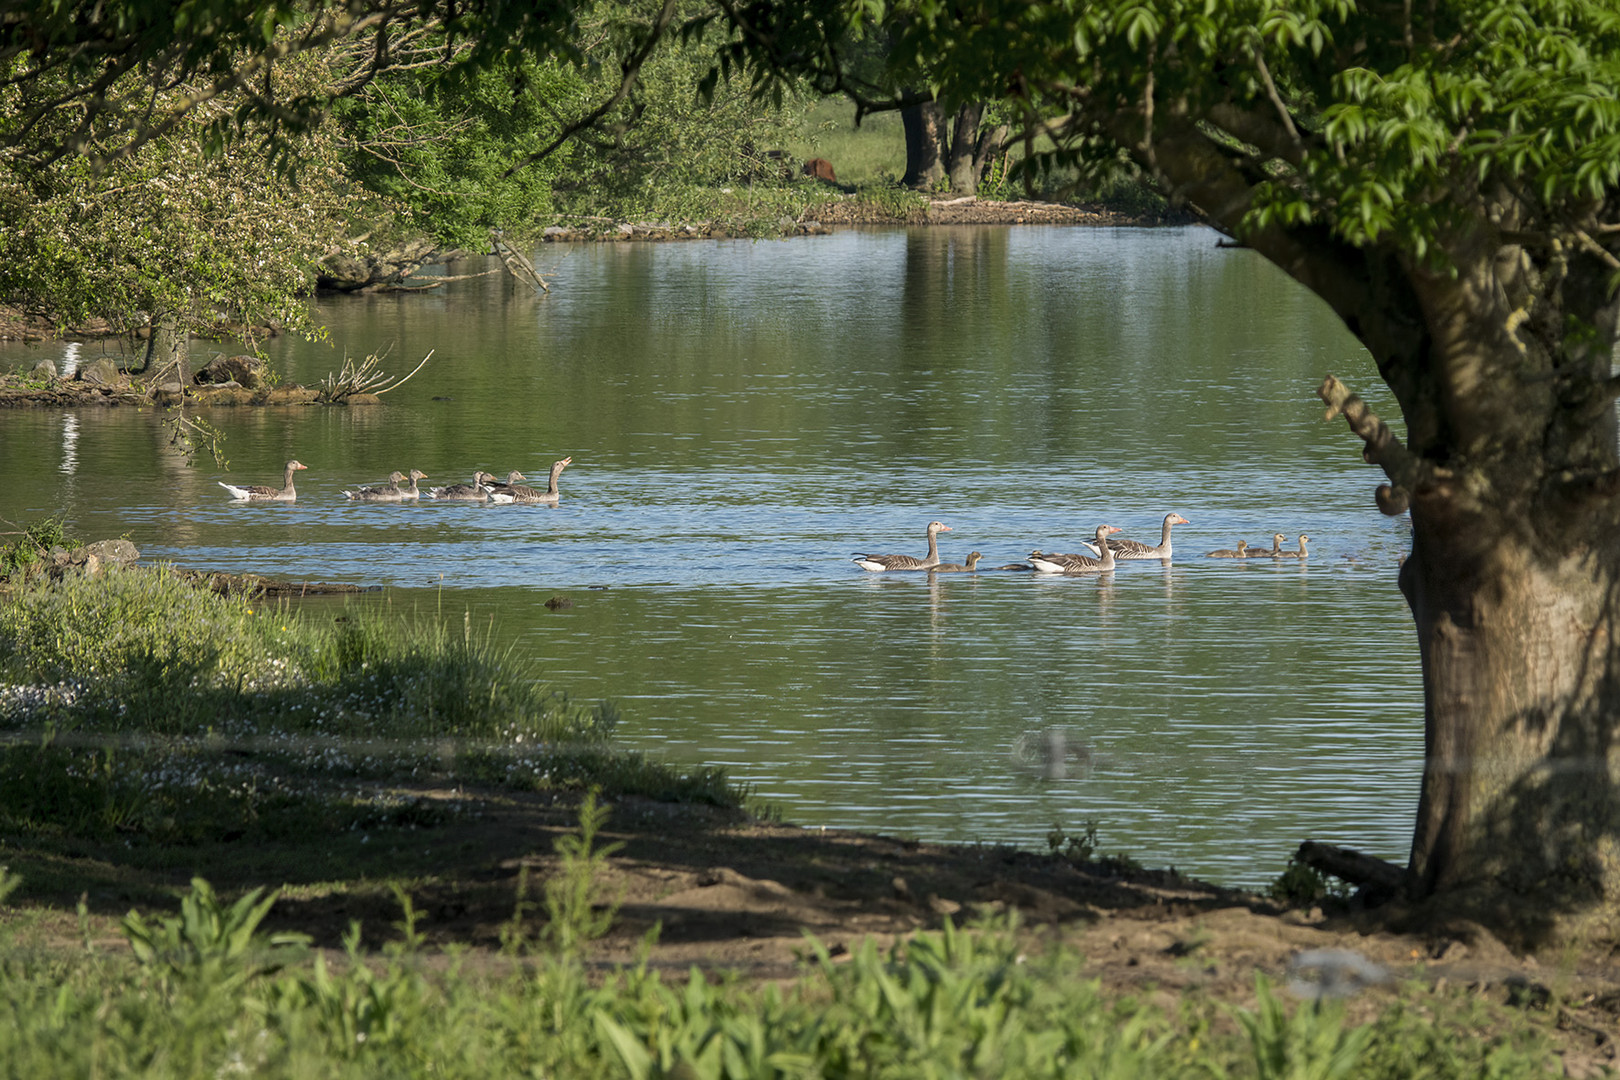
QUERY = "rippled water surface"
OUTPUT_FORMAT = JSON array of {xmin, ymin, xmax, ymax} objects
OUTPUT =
[{"xmin": 0, "ymin": 225, "xmax": 1422, "ymax": 886}]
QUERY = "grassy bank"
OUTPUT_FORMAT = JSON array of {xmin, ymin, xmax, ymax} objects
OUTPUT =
[{"xmin": 0, "ymin": 565, "xmax": 740, "ymax": 896}]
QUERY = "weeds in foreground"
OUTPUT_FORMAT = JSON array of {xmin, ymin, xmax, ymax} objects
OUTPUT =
[
  {"xmin": 542, "ymin": 789, "xmax": 624, "ymax": 954},
  {"xmin": 0, "ymin": 874, "xmax": 1569, "ymax": 1079},
  {"xmin": 1235, "ymin": 974, "xmax": 1373, "ymax": 1080},
  {"xmin": 122, "ymin": 878, "xmax": 309, "ymax": 991}
]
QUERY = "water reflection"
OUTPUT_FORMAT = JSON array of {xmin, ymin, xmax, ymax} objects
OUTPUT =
[
  {"xmin": 59, "ymin": 413, "xmax": 78, "ymax": 475},
  {"xmin": 0, "ymin": 226, "xmax": 1423, "ymax": 886}
]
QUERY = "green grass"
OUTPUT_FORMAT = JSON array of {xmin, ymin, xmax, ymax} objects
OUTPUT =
[
  {"xmin": 785, "ymin": 99, "xmax": 908, "ymax": 185},
  {"xmin": 0, "ymin": 513, "xmax": 79, "ymax": 581},
  {"xmin": 0, "ymin": 565, "xmax": 746, "ymax": 862},
  {"xmin": 0, "ymin": 881, "xmax": 1566, "ymax": 1079}
]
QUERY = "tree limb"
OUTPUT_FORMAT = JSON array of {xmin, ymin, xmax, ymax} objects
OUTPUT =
[
  {"xmin": 1248, "ymin": 39, "xmax": 1302, "ymax": 153},
  {"xmin": 1318, "ymin": 374, "xmax": 1424, "ymax": 516},
  {"xmin": 1296, "ymin": 840, "xmax": 1405, "ymax": 894},
  {"xmin": 500, "ymin": 0, "xmax": 679, "ymax": 177}
]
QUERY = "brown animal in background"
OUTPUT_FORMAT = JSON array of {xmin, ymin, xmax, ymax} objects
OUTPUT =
[{"xmin": 802, "ymin": 158, "xmax": 837, "ymax": 183}]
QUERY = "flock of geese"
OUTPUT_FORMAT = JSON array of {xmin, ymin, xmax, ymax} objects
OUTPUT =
[
  {"xmin": 218, "ymin": 462, "xmax": 1307, "ymax": 572},
  {"xmin": 853, "ymin": 514, "xmax": 1309, "ymax": 574},
  {"xmin": 217, "ymin": 457, "xmax": 573, "ymax": 505}
]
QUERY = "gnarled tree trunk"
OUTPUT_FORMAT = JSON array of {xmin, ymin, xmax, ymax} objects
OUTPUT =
[
  {"xmin": 1313, "ymin": 246, "xmax": 1620, "ymax": 945},
  {"xmin": 1134, "ymin": 116, "xmax": 1620, "ymax": 943}
]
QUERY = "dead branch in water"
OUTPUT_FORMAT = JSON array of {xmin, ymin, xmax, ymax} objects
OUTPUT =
[
  {"xmin": 319, "ymin": 344, "xmax": 434, "ymax": 401},
  {"xmin": 491, "ymin": 231, "xmax": 550, "ymax": 293}
]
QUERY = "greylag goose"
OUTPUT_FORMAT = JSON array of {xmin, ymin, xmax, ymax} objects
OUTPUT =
[
  {"xmin": 1107, "ymin": 513, "xmax": 1189, "ymax": 560},
  {"xmin": 342, "ymin": 471, "xmax": 408, "ymax": 502},
  {"xmin": 490, "ymin": 456, "xmax": 572, "ymax": 503},
  {"xmin": 1278, "ymin": 534, "xmax": 1310, "ymax": 558},
  {"xmin": 1060, "ymin": 526, "xmax": 1122, "ymax": 575},
  {"xmin": 1245, "ymin": 533, "xmax": 1286, "ymax": 557},
  {"xmin": 397, "ymin": 469, "xmax": 427, "ymax": 500},
  {"xmin": 1207, "ymin": 540, "xmax": 1248, "ymax": 558},
  {"xmin": 929, "ymin": 552, "xmax": 983, "ymax": 573},
  {"xmin": 852, "ymin": 521, "xmax": 951, "ymax": 572},
  {"xmin": 430, "ymin": 471, "xmax": 499, "ymax": 501},
  {"xmin": 219, "ymin": 460, "xmax": 306, "ymax": 502},
  {"xmin": 1028, "ymin": 526, "xmax": 1122, "ymax": 573}
]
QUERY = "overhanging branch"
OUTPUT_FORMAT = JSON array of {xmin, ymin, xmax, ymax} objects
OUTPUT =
[
  {"xmin": 500, "ymin": 0, "xmax": 679, "ymax": 177},
  {"xmin": 1318, "ymin": 374, "xmax": 1425, "ymax": 516}
]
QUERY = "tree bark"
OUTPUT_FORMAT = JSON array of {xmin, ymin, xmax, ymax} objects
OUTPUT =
[
  {"xmin": 901, "ymin": 98, "xmax": 946, "ymax": 191},
  {"xmin": 946, "ymin": 103, "xmax": 984, "ymax": 195},
  {"xmin": 134, "ymin": 311, "xmax": 189, "ymax": 384},
  {"xmin": 1115, "ymin": 107, "xmax": 1620, "ymax": 943},
  {"xmin": 1311, "ymin": 249, "xmax": 1620, "ymax": 945},
  {"xmin": 973, "ymin": 123, "xmax": 1009, "ymax": 186}
]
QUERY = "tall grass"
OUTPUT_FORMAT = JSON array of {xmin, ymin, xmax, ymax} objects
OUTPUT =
[
  {"xmin": 0, "ymin": 564, "xmax": 612, "ymax": 742},
  {"xmin": 0, "ymin": 566, "xmax": 744, "ymax": 852}
]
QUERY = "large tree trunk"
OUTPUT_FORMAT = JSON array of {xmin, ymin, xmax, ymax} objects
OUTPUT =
[
  {"xmin": 945, "ymin": 103, "xmax": 984, "ymax": 195},
  {"xmin": 1402, "ymin": 511, "xmax": 1620, "ymax": 937},
  {"xmin": 901, "ymin": 98, "xmax": 946, "ymax": 191},
  {"xmin": 1311, "ymin": 247, "xmax": 1620, "ymax": 946}
]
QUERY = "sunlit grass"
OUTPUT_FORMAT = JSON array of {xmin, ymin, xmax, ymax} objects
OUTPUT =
[
  {"xmin": 786, "ymin": 98, "xmax": 907, "ymax": 184},
  {"xmin": 0, "ymin": 566, "xmax": 745, "ymax": 857}
]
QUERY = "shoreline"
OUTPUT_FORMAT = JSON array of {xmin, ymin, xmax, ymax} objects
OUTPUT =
[{"xmin": 0, "ymin": 196, "xmax": 1182, "ymax": 347}]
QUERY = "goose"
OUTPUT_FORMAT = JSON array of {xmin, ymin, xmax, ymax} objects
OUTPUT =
[
  {"xmin": 397, "ymin": 469, "xmax": 427, "ymax": 500},
  {"xmin": 1059, "ymin": 526, "xmax": 1122, "ymax": 575},
  {"xmin": 1106, "ymin": 513, "xmax": 1189, "ymax": 560},
  {"xmin": 852, "ymin": 521, "xmax": 952, "ymax": 571},
  {"xmin": 489, "ymin": 456, "xmax": 572, "ymax": 503},
  {"xmin": 1278, "ymin": 534, "xmax": 1310, "ymax": 558},
  {"xmin": 1207, "ymin": 540, "xmax": 1248, "ymax": 558},
  {"xmin": 1245, "ymin": 532, "xmax": 1286, "ymax": 557},
  {"xmin": 1028, "ymin": 525, "xmax": 1122, "ymax": 573},
  {"xmin": 342, "ymin": 471, "xmax": 408, "ymax": 502},
  {"xmin": 929, "ymin": 552, "xmax": 983, "ymax": 573},
  {"xmin": 219, "ymin": 460, "xmax": 306, "ymax": 502},
  {"xmin": 431, "ymin": 471, "xmax": 499, "ymax": 501}
]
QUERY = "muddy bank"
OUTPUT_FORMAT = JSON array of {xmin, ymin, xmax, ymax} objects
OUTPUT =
[
  {"xmin": 532, "ymin": 195, "xmax": 1172, "ymax": 241},
  {"xmin": 0, "ymin": 376, "xmax": 380, "ymax": 410},
  {"xmin": 0, "ymin": 538, "xmax": 375, "ymax": 599}
]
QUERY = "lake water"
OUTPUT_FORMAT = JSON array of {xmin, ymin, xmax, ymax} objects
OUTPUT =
[{"xmin": 0, "ymin": 225, "xmax": 1422, "ymax": 888}]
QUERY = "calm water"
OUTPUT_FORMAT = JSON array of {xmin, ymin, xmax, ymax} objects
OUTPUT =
[{"xmin": 0, "ymin": 226, "xmax": 1422, "ymax": 887}]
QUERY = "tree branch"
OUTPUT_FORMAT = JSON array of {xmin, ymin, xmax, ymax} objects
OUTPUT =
[
  {"xmin": 500, "ymin": 0, "xmax": 679, "ymax": 177},
  {"xmin": 1318, "ymin": 374, "xmax": 1425, "ymax": 516},
  {"xmin": 1296, "ymin": 840, "xmax": 1405, "ymax": 895},
  {"xmin": 1248, "ymin": 39, "xmax": 1302, "ymax": 153}
]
